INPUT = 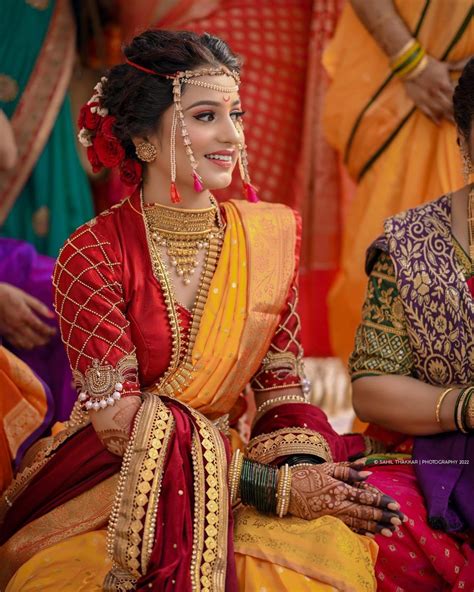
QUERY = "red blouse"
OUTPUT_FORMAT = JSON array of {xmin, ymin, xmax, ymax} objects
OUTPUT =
[{"xmin": 52, "ymin": 195, "xmax": 305, "ymax": 413}]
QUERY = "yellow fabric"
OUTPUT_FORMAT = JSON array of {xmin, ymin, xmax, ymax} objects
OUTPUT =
[
  {"xmin": 323, "ymin": 0, "xmax": 473, "ymax": 361},
  {"xmin": 233, "ymin": 507, "xmax": 377, "ymax": 592},
  {"xmin": 6, "ymin": 517, "xmax": 377, "ymax": 592},
  {"xmin": 235, "ymin": 556, "xmax": 337, "ymax": 591},
  {"xmin": 0, "ymin": 347, "xmax": 49, "ymax": 492},
  {"xmin": 5, "ymin": 531, "xmax": 111, "ymax": 592}
]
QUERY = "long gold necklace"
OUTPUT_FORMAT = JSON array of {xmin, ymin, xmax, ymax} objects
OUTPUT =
[{"xmin": 144, "ymin": 197, "xmax": 224, "ymax": 285}]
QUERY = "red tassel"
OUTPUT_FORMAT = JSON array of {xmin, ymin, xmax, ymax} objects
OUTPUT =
[
  {"xmin": 192, "ymin": 171, "xmax": 204, "ymax": 193},
  {"xmin": 170, "ymin": 182, "xmax": 181, "ymax": 204},
  {"xmin": 244, "ymin": 182, "xmax": 259, "ymax": 203}
]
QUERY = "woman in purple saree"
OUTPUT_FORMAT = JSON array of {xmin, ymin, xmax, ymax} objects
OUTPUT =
[{"xmin": 350, "ymin": 58, "xmax": 474, "ymax": 591}]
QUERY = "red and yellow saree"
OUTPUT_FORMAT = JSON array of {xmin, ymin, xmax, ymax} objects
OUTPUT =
[{"xmin": 0, "ymin": 191, "xmax": 377, "ymax": 591}]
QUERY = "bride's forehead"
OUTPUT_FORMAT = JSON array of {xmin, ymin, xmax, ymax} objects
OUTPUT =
[{"xmin": 180, "ymin": 74, "xmax": 241, "ymax": 104}]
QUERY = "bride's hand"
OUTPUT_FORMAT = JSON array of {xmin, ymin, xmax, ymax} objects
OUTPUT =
[{"xmin": 288, "ymin": 462, "xmax": 406, "ymax": 538}]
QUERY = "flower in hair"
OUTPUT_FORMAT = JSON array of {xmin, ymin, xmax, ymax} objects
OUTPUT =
[{"xmin": 120, "ymin": 158, "xmax": 142, "ymax": 186}]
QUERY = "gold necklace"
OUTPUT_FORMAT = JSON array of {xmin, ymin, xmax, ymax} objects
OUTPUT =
[{"xmin": 144, "ymin": 197, "xmax": 224, "ymax": 285}]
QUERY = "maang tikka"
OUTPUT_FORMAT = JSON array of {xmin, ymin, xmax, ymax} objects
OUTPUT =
[{"xmin": 125, "ymin": 59, "xmax": 259, "ymax": 204}]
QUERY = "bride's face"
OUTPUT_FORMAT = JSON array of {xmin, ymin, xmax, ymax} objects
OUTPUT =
[{"xmin": 151, "ymin": 74, "xmax": 244, "ymax": 192}]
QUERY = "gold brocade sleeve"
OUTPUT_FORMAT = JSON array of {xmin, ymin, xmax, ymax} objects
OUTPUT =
[{"xmin": 349, "ymin": 252, "xmax": 413, "ymax": 380}]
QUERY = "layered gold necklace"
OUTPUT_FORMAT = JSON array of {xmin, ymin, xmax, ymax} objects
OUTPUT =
[{"xmin": 144, "ymin": 196, "xmax": 224, "ymax": 285}]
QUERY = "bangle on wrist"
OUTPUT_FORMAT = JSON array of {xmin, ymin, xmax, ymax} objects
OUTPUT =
[
  {"xmin": 389, "ymin": 38, "xmax": 426, "ymax": 79},
  {"xmin": 435, "ymin": 387, "xmax": 455, "ymax": 426},
  {"xmin": 279, "ymin": 454, "xmax": 324, "ymax": 467},
  {"xmin": 454, "ymin": 387, "xmax": 474, "ymax": 433}
]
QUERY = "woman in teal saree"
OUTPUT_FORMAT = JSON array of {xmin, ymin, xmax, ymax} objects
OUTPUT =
[{"xmin": 0, "ymin": 0, "xmax": 93, "ymax": 258}]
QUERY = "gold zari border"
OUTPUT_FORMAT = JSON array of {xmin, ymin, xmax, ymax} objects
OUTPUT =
[
  {"xmin": 246, "ymin": 427, "xmax": 333, "ymax": 464},
  {"xmin": 104, "ymin": 395, "xmax": 229, "ymax": 591}
]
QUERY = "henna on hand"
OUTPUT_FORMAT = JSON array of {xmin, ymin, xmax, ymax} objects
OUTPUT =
[{"xmin": 288, "ymin": 463, "xmax": 405, "ymax": 537}]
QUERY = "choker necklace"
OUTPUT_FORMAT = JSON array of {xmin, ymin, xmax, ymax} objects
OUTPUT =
[{"xmin": 144, "ymin": 196, "xmax": 224, "ymax": 285}]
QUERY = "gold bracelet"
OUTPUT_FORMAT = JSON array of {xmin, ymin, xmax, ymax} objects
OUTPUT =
[
  {"xmin": 229, "ymin": 449, "xmax": 244, "ymax": 505},
  {"xmin": 465, "ymin": 387, "xmax": 474, "ymax": 431},
  {"xmin": 435, "ymin": 387, "xmax": 455, "ymax": 425},
  {"xmin": 276, "ymin": 464, "xmax": 291, "ymax": 518}
]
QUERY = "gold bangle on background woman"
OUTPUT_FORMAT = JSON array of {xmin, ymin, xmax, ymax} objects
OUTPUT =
[
  {"xmin": 389, "ymin": 38, "xmax": 427, "ymax": 80},
  {"xmin": 453, "ymin": 386, "xmax": 474, "ymax": 433},
  {"xmin": 435, "ymin": 387, "xmax": 455, "ymax": 426}
]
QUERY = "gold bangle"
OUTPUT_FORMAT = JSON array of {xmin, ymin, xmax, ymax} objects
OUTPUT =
[
  {"xmin": 396, "ymin": 47, "xmax": 426, "ymax": 79},
  {"xmin": 390, "ymin": 38, "xmax": 418, "ymax": 65},
  {"xmin": 229, "ymin": 449, "xmax": 244, "ymax": 505},
  {"xmin": 435, "ymin": 387, "xmax": 455, "ymax": 425},
  {"xmin": 276, "ymin": 464, "xmax": 291, "ymax": 518}
]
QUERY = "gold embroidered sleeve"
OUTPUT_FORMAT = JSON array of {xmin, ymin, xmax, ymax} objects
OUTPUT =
[
  {"xmin": 250, "ymin": 282, "xmax": 310, "ymax": 395},
  {"xmin": 349, "ymin": 252, "xmax": 413, "ymax": 380},
  {"xmin": 53, "ymin": 222, "xmax": 140, "ymax": 416}
]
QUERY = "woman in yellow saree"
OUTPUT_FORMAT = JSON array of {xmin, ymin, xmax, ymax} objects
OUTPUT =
[
  {"xmin": 323, "ymin": 0, "xmax": 473, "ymax": 360},
  {"xmin": 0, "ymin": 30, "xmax": 405, "ymax": 592}
]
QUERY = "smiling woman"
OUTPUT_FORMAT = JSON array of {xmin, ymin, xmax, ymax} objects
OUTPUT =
[{"xmin": 0, "ymin": 30, "xmax": 401, "ymax": 592}]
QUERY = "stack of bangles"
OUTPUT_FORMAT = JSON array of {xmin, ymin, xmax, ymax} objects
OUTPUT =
[
  {"xmin": 436, "ymin": 386, "xmax": 474, "ymax": 432},
  {"xmin": 229, "ymin": 449, "xmax": 321, "ymax": 517},
  {"xmin": 389, "ymin": 38, "xmax": 428, "ymax": 80},
  {"xmin": 453, "ymin": 386, "xmax": 474, "ymax": 434}
]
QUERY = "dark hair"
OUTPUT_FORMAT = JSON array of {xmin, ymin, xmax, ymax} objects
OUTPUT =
[
  {"xmin": 101, "ymin": 30, "xmax": 241, "ymax": 160},
  {"xmin": 453, "ymin": 57, "xmax": 474, "ymax": 142}
]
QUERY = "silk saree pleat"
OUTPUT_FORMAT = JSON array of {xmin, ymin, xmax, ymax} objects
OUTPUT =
[{"xmin": 0, "ymin": 347, "xmax": 54, "ymax": 493}]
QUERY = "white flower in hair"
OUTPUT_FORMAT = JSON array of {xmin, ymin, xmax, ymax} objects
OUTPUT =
[
  {"xmin": 93, "ymin": 76, "xmax": 107, "ymax": 96},
  {"xmin": 78, "ymin": 128, "xmax": 92, "ymax": 147}
]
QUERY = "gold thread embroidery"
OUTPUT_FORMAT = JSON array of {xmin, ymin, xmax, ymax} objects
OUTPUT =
[{"xmin": 246, "ymin": 427, "xmax": 333, "ymax": 465}]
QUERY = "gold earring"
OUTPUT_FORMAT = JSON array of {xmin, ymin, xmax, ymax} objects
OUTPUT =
[{"xmin": 136, "ymin": 142, "xmax": 157, "ymax": 163}]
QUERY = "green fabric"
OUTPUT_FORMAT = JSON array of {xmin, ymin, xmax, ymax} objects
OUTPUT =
[
  {"xmin": 0, "ymin": 0, "xmax": 93, "ymax": 257},
  {"xmin": 349, "ymin": 251, "xmax": 414, "ymax": 380}
]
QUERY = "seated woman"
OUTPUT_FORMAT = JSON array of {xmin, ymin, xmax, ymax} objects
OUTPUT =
[
  {"xmin": 350, "ymin": 58, "xmax": 474, "ymax": 591},
  {"xmin": 0, "ymin": 30, "xmax": 404, "ymax": 592}
]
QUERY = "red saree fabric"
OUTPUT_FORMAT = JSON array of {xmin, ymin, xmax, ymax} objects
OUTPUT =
[
  {"xmin": 0, "ymin": 425, "xmax": 121, "ymax": 544},
  {"xmin": 368, "ymin": 466, "xmax": 474, "ymax": 591}
]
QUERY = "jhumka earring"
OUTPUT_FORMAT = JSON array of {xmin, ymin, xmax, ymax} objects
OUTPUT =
[{"xmin": 136, "ymin": 141, "xmax": 157, "ymax": 163}]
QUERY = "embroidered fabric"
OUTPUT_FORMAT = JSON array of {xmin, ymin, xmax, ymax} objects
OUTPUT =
[
  {"xmin": 349, "ymin": 252, "xmax": 413, "ymax": 380},
  {"xmin": 251, "ymin": 284, "xmax": 310, "ymax": 395},
  {"xmin": 53, "ymin": 220, "xmax": 141, "ymax": 412},
  {"xmin": 246, "ymin": 427, "xmax": 333, "ymax": 465}
]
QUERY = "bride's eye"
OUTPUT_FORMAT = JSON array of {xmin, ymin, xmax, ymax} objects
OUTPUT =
[{"xmin": 194, "ymin": 112, "xmax": 215, "ymax": 122}]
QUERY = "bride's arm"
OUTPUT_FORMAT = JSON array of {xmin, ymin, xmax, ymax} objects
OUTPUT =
[{"xmin": 53, "ymin": 222, "xmax": 142, "ymax": 456}]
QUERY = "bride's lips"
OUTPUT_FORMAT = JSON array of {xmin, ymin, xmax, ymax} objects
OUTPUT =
[{"xmin": 204, "ymin": 150, "xmax": 235, "ymax": 169}]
